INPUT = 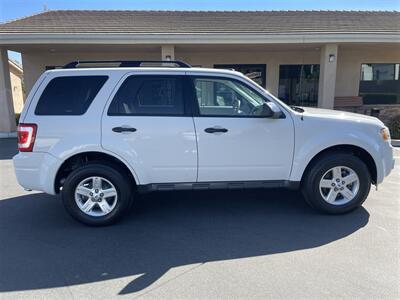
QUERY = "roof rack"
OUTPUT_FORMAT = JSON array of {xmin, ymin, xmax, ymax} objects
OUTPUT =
[{"xmin": 63, "ymin": 60, "xmax": 191, "ymax": 69}]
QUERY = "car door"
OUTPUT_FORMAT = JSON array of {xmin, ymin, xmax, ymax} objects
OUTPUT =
[
  {"xmin": 101, "ymin": 72, "xmax": 197, "ymax": 185},
  {"xmin": 190, "ymin": 74, "xmax": 294, "ymax": 182}
]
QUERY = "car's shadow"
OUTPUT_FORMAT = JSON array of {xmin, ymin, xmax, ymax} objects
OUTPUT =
[{"xmin": 0, "ymin": 188, "xmax": 369, "ymax": 295}]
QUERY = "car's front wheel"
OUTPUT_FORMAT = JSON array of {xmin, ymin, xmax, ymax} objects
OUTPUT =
[
  {"xmin": 301, "ymin": 152, "xmax": 371, "ymax": 214},
  {"xmin": 61, "ymin": 163, "xmax": 133, "ymax": 226}
]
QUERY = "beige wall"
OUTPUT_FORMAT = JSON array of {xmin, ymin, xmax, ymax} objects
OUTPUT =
[
  {"xmin": 10, "ymin": 67, "xmax": 24, "ymax": 114},
  {"xmin": 336, "ymin": 46, "xmax": 400, "ymax": 97},
  {"xmin": 176, "ymin": 48, "xmax": 320, "ymax": 95},
  {"xmin": 20, "ymin": 44, "xmax": 400, "ymax": 101},
  {"xmin": 22, "ymin": 50, "xmax": 160, "ymax": 93}
]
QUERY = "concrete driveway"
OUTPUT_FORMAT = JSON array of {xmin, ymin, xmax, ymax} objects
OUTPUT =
[{"xmin": 0, "ymin": 138, "xmax": 399, "ymax": 299}]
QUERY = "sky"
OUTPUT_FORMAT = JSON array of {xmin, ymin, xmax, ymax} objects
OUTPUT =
[{"xmin": 2, "ymin": 0, "xmax": 400, "ymax": 62}]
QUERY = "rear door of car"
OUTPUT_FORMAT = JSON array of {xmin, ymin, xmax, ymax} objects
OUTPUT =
[{"xmin": 101, "ymin": 71, "xmax": 197, "ymax": 185}]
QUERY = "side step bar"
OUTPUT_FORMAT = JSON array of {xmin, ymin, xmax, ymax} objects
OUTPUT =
[{"xmin": 137, "ymin": 180, "xmax": 300, "ymax": 193}]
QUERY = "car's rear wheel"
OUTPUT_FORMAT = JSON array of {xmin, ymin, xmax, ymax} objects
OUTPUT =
[
  {"xmin": 301, "ymin": 152, "xmax": 371, "ymax": 214},
  {"xmin": 62, "ymin": 163, "xmax": 133, "ymax": 226}
]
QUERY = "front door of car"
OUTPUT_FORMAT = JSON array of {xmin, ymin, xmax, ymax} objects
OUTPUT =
[
  {"xmin": 101, "ymin": 73, "xmax": 197, "ymax": 185},
  {"xmin": 189, "ymin": 75, "xmax": 294, "ymax": 182}
]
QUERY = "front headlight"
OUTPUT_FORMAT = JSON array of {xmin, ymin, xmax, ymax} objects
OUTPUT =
[{"xmin": 380, "ymin": 127, "xmax": 391, "ymax": 142}]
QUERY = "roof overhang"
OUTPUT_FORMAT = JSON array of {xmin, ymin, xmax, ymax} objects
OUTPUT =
[{"xmin": 1, "ymin": 33, "xmax": 399, "ymax": 45}]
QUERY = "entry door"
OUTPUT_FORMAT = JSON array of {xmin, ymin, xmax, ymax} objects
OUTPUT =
[
  {"xmin": 101, "ymin": 74, "xmax": 197, "ymax": 184},
  {"xmin": 191, "ymin": 76, "xmax": 294, "ymax": 182},
  {"xmin": 278, "ymin": 64, "xmax": 320, "ymax": 107}
]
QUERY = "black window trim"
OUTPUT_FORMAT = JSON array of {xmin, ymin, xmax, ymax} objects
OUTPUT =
[
  {"xmin": 107, "ymin": 75, "xmax": 193, "ymax": 117},
  {"xmin": 34, "ymin": 75, "xmax": 109, "ymax": 116},
  {"xmin": 188, "ymin": 75, "xmax": 285, "ymax": 119}
]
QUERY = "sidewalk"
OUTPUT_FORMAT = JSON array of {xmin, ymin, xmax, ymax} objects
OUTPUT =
[{"xmin": 0, "ymin": 132, "xmax": 17, "ymax": 138}]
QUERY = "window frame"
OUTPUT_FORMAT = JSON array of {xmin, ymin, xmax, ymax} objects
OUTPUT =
[
  {"xmin": 34, "ymin": 75, "xmax": 109, "ymax": 116},
  {"xmin": 278, "ymin": 64, "xmax": 320, "ymax": 107},
  {"xmin": 358, "ymin": 62, "xmax": 400, "ymax": 105},
  {"xmin": 188, "ymin": 75, "xmax": 276, "ymax": 119},
  {"xmin": 107, "ymin": 74, "xmax": 193, "ymax": 117}
]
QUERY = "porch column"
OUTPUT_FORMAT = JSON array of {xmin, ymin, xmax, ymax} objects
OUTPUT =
[
  {"xmin": 318, "ymin": 44, "xmax": 338, "ymax": 109},
  {"xmin": 161, "ymin": 45, "xmax": 175, "ymax": 60},
  {"xmin": 0, "ymin": 48, "xmax": 16, "ymax": 133}
]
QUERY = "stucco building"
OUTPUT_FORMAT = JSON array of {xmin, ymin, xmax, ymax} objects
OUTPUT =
[
  {"xmin": 0, "ymin": 10, "xmax": 399, "ymax": 133},
  {"xmin": 9, "ymin": 59, "xmax": 24, "ymax": 114}
]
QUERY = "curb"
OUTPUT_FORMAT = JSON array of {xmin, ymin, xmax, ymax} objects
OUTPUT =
[
  {"xmin": 0, "ymin": 132, "xmax": 17, "ymax": 138},
  {"xmin": 392, "ymin": 140, "xmax": 400, "ymax": 147}
]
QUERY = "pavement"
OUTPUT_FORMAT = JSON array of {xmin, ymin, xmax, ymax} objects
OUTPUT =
[{"xmin": 0, "ymin": 138, "xmax": 399, "ymax": 299}]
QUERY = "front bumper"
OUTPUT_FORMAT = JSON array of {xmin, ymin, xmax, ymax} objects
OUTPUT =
[
  {"xmin": 13, "ymin": 152, "xmax": 61, "ymax": 195},
  {"xmin": 377, "ymin": 142, "xmax": 395, "ymax": 184}
]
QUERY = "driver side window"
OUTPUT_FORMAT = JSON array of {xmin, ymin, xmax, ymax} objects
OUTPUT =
[{"xmin": 192, "ymin": 77, "xmax": 266, "ymax": 117}]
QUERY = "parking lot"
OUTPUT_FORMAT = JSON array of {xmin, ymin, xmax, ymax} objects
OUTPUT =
[{"xmin": 0, "ymin": 138, "xmax": 399, "ymax": 299}]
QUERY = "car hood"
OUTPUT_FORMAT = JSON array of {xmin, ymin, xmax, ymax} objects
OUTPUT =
[{"xmin": 300, "ymin": 107, "xmax": 384, "ymax": 126}]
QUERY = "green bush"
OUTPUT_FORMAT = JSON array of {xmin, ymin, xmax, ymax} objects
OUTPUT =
[
  {"xmin": 387, "ymin": 114, "xmax": 400, "ymax": 140},
  {"xmin": 15, "ymin": 113, "xmax": 20, "ymax": 125}
]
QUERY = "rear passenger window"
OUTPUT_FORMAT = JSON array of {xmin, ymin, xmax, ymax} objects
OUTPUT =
[
  {"xmin": 108, "ymin": 75, "xmax": 185, "ymax": 115},
  {"xmin": 35, "ymin": 76, "xmax": 108, "ymax": 115}
]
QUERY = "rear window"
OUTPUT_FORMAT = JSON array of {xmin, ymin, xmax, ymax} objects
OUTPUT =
[{"xmin": 35, "ymin": 76, "xmax": 108, "ymax": 115}]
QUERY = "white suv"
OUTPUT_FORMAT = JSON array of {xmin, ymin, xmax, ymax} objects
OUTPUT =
[{"xmin": 13, "ymin": 60, "xmax": 395, "ymax": 226}]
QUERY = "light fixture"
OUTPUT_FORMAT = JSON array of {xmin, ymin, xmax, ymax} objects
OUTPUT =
[
  {"xmin": 165, "ymin": 55, "xmax": 171, "ymax": 61},
  {"xmin": 329, "ymin": 54, "xmax": 336, "ymax": 62}
]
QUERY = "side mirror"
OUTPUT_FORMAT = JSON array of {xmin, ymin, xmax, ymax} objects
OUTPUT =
[{"xmin": 261, "ymin": 102, "xmax": 283, "ymax": 119}]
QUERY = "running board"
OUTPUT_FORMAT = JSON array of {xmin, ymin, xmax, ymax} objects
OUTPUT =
[{"xmin": 137, "ymin": 180, "xmax": 300, "ymax": 193}]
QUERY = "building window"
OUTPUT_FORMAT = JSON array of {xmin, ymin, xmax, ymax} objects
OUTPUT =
[
  {"xmin": 359, "ymin": 63, "xmax": 400, "ymax": 105},
  {"xmin": 214, "ymin": 64, "xmax": 266, "ymax": 87},
  {"xmin": 278, "ymin": 64, "xmax": 320, "ymax": 107}
]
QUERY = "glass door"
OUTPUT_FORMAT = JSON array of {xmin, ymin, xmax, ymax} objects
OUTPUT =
[{"xmin": 278, "ymin": 64, "xmax": 320, "ymax": 107}]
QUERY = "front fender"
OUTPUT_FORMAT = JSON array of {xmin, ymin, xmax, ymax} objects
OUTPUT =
[{"xmin": 290, "ymin": 127, "xmax": 383, "ymax": 183}]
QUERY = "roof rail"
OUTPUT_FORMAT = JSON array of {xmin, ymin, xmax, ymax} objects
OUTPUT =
[{"xmin": 63, "ymin": 60, "xmax": 191, "ymax": 69}]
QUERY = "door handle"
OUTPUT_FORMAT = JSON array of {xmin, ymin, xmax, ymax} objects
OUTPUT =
[
  {"xmin": 112, "ymin": 126, "xmax": 137, "ymax": 133},
  {"xmin": 204, "ymin": 127, "xmax": 228, "ymax": 134}
]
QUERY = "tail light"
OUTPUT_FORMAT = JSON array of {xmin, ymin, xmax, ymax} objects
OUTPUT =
[{"xmin": 18, "ymin": 123, "xmax": 37, "ymax": 152}]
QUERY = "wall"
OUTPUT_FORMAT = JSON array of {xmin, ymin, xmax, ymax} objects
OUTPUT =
[
  {"xmin": 10, "ymin": 70, "xmax": 24, "ymax": 113},
  {"xmin": 176, "ymin": 48, "xmax": 320, "ymax": 95},
  {"xmin": 21, "ymin": 50, "xmax": 161, "ymax": 94},
  {"xmin": 20, "ymin": 44, "xmax": 400, "ymax": 124},
  {"xmin": 335, "ymin": 45, "xmax": 400, "ymax": 97}
]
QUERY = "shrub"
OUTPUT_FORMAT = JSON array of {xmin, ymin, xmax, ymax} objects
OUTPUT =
[
  {"xmin": 15, "ymin": 113, "xmax": 20, "ymax": 125},
  {"xmin": 387, "ymin": 114, "xmax": 400, "ymax": 140}
]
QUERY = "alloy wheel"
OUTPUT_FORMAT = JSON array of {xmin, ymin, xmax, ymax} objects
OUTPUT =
[
  {"xmin": 319, "ymin": 166, "xmax": 360, "ymax": 205},
  {"xmin": 74, "ymin": 176, "xmax": 118, "ymax": 217}
]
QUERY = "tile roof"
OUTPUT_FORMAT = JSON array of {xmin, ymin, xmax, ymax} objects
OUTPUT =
[{"xmin": 0, "ymin": 10, "xmax": 399, "ymax": 34}]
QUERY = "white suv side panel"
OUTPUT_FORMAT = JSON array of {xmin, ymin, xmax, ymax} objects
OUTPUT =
[
  {"xmin": 14, "ymin": 70, "xmax": 126, "ymax": 194},
  {"xmin": 101, "ymin": 71, "xmax": 197, "ymax": 184},
  {"xmin": 194, "ymin": 116, "xmax": 294, "ymax": 182}
]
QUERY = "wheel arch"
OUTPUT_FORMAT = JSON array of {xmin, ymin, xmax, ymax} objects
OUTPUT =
[
  {"xmin": 300, "ymin": 144, "xmax": 377, "ymax": 185},
  {"xmin": 54, "ymin": 151, "xmax": 139, "ymax": 193}
]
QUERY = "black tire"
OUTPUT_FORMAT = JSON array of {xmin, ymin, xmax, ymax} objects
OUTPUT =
[
  {"xmin": 61, "ymin": 163, "xmax": 133, "ymax": 226},
  {"xmin": 301, "ymin": 152, "xmax": 371, "ymax": 214}
]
